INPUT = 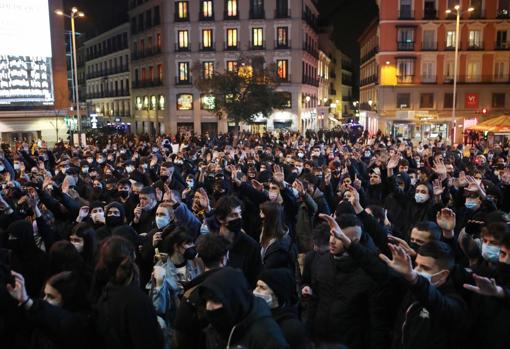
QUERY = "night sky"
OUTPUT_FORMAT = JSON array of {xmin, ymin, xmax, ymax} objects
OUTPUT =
[{"xmin": 63, "ymin": 0, "xmax": 379, "ymax": 96}]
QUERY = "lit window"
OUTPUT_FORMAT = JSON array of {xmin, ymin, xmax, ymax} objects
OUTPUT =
[
  {"xmin": 159, "ymin": 95, "xmax": 165, "ymax": 110},
  {"xmin": 157, "ymin": 64, "xmax": 163, "ymax": 81},
  {"xmin": 143, "ymin": 96, "xmax": 149, "ymax": 109},
  {"xmin": 177, "ymin": 93, "xmax": 193, "ymax": 110},
  {"xmin": 226, "ymin": 0, "xmax": 238, "ymax": 17},
  {"xmin": 178, "ymin": 30, "xmax": 189, "ymax": 49},
  {"xmin": 135, "ymin": 96, "xmax": 143, "ymax": 110},
  {"xmin": 203, "ymin": 61, "xmax": 215, "ymax": 79},
  {"xmin": 227, "ymin": 28, "xmax": 238, "ymax": 47},
  {"xmin": 251, "ymin": 28, "xmax": 264, "ymax": 47},
  {"xmin": 178, "ymin": 62, "xmax": 190, "ymax": 81},
  {"xmin": 202, "ymin": 29, "xmax": 213, "ymax": 48},
  {"xmin": 446, "ymin": 31, "xmax": 456, "ymax": 48},
  {"xmin": 226, "ymin": 60, "xmax": 238, "ymax": 72},
  {"xmin": 150, "ymin": 95, "xmax": 157, "ymax": 110},
  {"xmin": 176, "ymin": 1, "xmax": 189, "ymax": 20},
  {"xmin": 276, "ymin": 27, "xmax": 289, "ymax": 47},
  {"xmin": 201, "ymin": 95, "xmax": 216, "ymax": 110},
  {"xmin": 468, "ymin": 30, "xmax": 481, "ymax": 48},
  {"xmin": 202, "ymin": 0, "xmax": 213, "ymax": 18},
  {"xmin": 276, "ymin": 59, "xmax": 288, "ymax": 80}
]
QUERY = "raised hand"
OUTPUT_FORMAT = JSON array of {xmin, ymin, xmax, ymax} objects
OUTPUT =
[
  {"xmin": 463, "ymin": 274, "xmax": 505, "ymax": 298},
  {"xmin": 133, "ymin": 204, "xmax": 143, "ymax": 224},
  {"xmin": 273, "ymin": 165, "xmax": 285, "ymax": 185},
  {"xmin": 457, "ymin": 171, "xmax": 468, "ymax": 187},
  {"xmin": 251, "ymin": 179, "xmax": 264, "ymax": 192},
  {"xmin": 387, "ymin": 154, "xmax": 400, "ymax": 170},
  {"xmin": 432, "ymin": 178, "xmax": 444, "ymax": 196},
  {"xmin": 379, "ymin": 244, "xmax": 416, "ymax": 282},
  {"xmin": 353, "ymin": 174, "xmax": 362, "ymax": 190},
  {"xmin": 319, "ymin": 214, "xmax": 351, "ymax": 248},
  {"xmin": 78, "ymin": 206, "xmax": 90, "ymax": 220},
  {"xmin": 6, "ymin": 271, "xmax": 29, "ymax": 304},
  {"xmin": 388, "ymin": 235, "xmax": 417, "ymax": 258},
  {"xmin": 153, "ymin": 231, "xmax": 163, "ymax": 247},
  {"xmin": 436, "ymin": 208, "xmax": 456, "ymax": 234},
  {"xmin": 197, "ymin": 187, "xmax": 210, "ymax": 210},
  {"xmin": 293, "ymin": 179, "xmax": 305, "ymax": 195},
  {"xmin": 432, "ymin": 159, "xmax": 447, "ymax": 177}
]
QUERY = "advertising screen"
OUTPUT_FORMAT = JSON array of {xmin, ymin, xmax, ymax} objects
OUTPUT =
[{"xmin": 0, "ymin": 0, "xmax": 54, "ymax": 106}]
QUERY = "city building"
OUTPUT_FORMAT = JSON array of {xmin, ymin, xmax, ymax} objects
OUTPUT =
[
  {"xmin": 128, "ymin": 0, "xmax": 321, "ymax": 135},
  {"xmin": 341, "ymin": 52, "xmax": 354, "ymax": 117},
  {"xmin": 359, "ymin": 0, "xmax": 510, "ymax": 143},
  {"xmin": 84, "ymin": 23, "xmax": 131, "ymax": 130},
  {"xmin": 0, "ymin": 0, "xmax": 70, "ymax": 144}
]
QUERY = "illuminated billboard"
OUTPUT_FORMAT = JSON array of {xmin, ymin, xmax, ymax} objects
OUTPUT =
[{"xmin": 0, "ymin": 0, "xmax": 54, "ymax": 106}]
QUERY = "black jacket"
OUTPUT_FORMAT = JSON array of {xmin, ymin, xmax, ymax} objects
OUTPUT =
[
  {"xmin": 198, "ymin": 268, "xmax": 288, "ymax": 349},
  {"xmin": 272, "ymin": 305, "xmax": 311, "ymax": 349},
  {"xmin": 306, "ymin": 252, "xmax": 389, "ymax": 348},
  {"xmin": 228, "ymin": 231, "xmax": 263, "ymax": 289},
  {"xmin": 131, "ymin": 206, "xmax": 157, "ymax": 235},
  {"xmin": 94, "ymin": 283, "xmax": 163, "ymax": 349},
  {"xmin": 262, "ymin": 234, "xmax": 297, "ymax": 273}
]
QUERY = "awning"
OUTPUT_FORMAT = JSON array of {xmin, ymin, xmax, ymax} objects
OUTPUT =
[{"xmin": 466, "ymin": 115, "xmax": 510, "ymax": 133}]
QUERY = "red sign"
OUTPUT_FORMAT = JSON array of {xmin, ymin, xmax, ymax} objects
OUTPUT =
[{"xmin": 465, "ymin": 93, "xmax": 479, "ymax": 109}]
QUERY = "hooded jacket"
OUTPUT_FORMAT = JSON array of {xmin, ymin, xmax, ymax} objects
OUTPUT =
[{"xmin": 199, "ymin": 267, "xmax": 288, "ymax": 349}]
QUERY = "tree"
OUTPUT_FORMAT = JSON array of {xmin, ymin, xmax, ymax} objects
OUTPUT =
[{"xmin": 195, "ymin": 56, "xmax": 289, "ymax": 133}]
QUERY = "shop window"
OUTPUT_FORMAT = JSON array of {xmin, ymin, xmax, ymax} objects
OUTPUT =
[
  {"xmin": 158, "ymin": 95, "xmax": 165, "ymax": 110},
  {"xmin": 177, "ymin": 93, "xmax": 193, "ymax": 110}
]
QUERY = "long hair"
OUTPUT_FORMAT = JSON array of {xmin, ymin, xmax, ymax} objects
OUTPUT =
[
  {"xmin": 260, "ymin": 201, "xmax": 286, "ymax": 248},
  {"xmin": 70, "ymin": 223, "xmax": 98, "ymax": 267},
  {"xmin": 94, "ymin": 236, "xmax": 138, "ymax": 287}
]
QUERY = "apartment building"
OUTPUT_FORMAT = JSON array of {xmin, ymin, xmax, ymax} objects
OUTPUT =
[
  {"xmin": 128, "ymin": 0, "xmax": 321, "ymax": 135},
  {"xmin": 84, "ymin": 23, "xmax": 131, "ymax": 129},
  {"xmin": 359, "ymin": 0, "xmax": 510, "ymax": 143}
]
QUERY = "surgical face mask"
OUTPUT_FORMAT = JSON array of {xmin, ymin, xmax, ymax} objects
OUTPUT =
[
  {"xmin": 126, "ymin": 166, "xmax": 134, "ymax": 173},
  {"xmin": 295, "ymin": 166, "xmax": 303, "ymax": 175},
  {"xmin": 152, "ymin": 147, "xmax": 159, "ymax": 153},
  {"xmin": 13, "ymin": 163, "xmax": 20, "ymax": 171},
  {"xmin": 71, "ymin": 241, "xmax": 84, "ymax": 253},
  {"xmin": 415, "ymin": 270, "xmax": 432, "ymax": 283},
  {"xmin": 253, "ymin": 290, "xmax": 275, "ymax": 308},
  {"xmin": 183, "ymin": 246, "xmax": 197, "ymax": 260},
  {"xmin": 174, "ymin": 159, "xmax": 183, "ymax": 165},
  {"xmin": 465, "ymin": 199, "xmax": 479, "ymax": 210},
  {"xmin": 97, "ymin": 158, "xmax": 105, "ymax": 164},
  {"xmin": 291, "ymin": 187, "xmax": 300, "ymax": 198},
  {"xmin": 364, "ymin": 151, "xmax": 371, "ymax": 158},
  {"xmin": 415, "ymin": 193, "xmax": 429, "ymax": 203},
  {"xmin": 0, "ymin": 165, "xmax": 5, "ymax": 172},
  {"xmin": 82, "ymin": 167, "xmax": 89, "ymax": 174},
  {"xmin": 410, "ymin": 178, "xmax": 417, "ymax": 186},
  {"xmin": 90, "ymin": 212, "xmax": 105, "ymax": 223},
  {"xmin": 186, "ymin": 180, "xmax": 194, "ymax": 189},
  {"xmin": 155, "ymin": 215, "xmax": 170, "ymax": 229},
  {"xmin": 44, "ymin": 297, "xmax": 61, "ymax": 307},
  {"xmin": 120, "ymin": 149, "xmax": 126, "ymax": 154},
  {"xmin": 482, "ymin": 243, "xmax": 500, "ymax": 263},
  {"xmin": 298, "ymin": 152, "xmax": 304, "ymax": 158}
]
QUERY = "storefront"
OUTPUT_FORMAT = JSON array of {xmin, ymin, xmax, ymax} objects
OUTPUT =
[{"xmin": 359, "ymin": 111, "xmax": 379, "ymax": 135}]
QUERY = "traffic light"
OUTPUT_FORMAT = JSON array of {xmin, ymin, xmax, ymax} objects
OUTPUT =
[{"xmin": 482, "ymin": 108, "xmax": 488, "ymax": 115}]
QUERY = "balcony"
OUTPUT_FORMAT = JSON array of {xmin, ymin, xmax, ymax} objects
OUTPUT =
[
  {"xmin": 397, "ymin": 75, "xmax": 414, "ymax": 84},
  {"xmin": 302, "ymin": 76, "xmax": 319, "ymax": 87},
  {"xmin": 423, "ymin": 8, "xmax": 437, "ymax": 19},
  {"xmin": 360, "ymin": 47, "xmax": 378, "ymax": 64},
  {"xmin": 420, "ymin": 75, "xmax": 437, "ymax": 84},
  {"xmin": 497, "ymin": 9, "xmax": 510, "ymax": 18},
  {"xmin": 445, "ymin": 44, "xmax": 455, "ymax": 51},
  {"xmin": 274, "ymin": 40, "xmax": 291, "ymax": 49},
  {"xmin": 302, "ymin": 12, "xmax": 319, "ymax": 32},
  {"xmin": 421, "ymin": 41, "xmax": 437, "ymax": 51},
  {"xmin": 132, "ymin": 79, "xmax": 163, "ymax": 89},
  {"xmin": 398, "ymin": 9, "xmax": 414, "ymax": 19},
  {"xmin": 131, "ymin": 47, "xmax": 162, "ymax": 61},
  {"xmin": 276, "ymin": 74, "xmax": 291, "ymax": 83},
  {"xmin": 249, "ymin": 9, "xmax": 265, "ymax": 19},
  {"xmin": 174, "ymin": 14, "xmax": 189, "ymax": 22},
  {"xmin": 342, "ymin": 77, "xmax": 353, "ymax": 86},
  {"xmin": 224, "ymin": 12, "xmax": 239, "ymax": 20},
  {"xmin": 495, "ymin": 41, "xmax": 510, "ymax": 50},
  {"xmin": 224, "ymin": 42, "xmax": 240, "ymax": 51},
  {"xmin": 249, "ymin": 41, "xmax": 266, "ymax": 50},
  {"xmin": 275, "ymin": 8, "xmax": 291, "ymax": 18},
  {"xmin": 87, "ymin": 90, "xmax": 130, "ymax": 99},
  {"xmin": 175, "ymin": 44, "xmax": 191, "ymax": 52},
  {"xmin": 397, "ymin": 41, "xmax": 415, "ymax": 51},
  {"xmin": 467, "ymin": 42, "xmax": 484, "ymax": 50},
  {"xmin": 360, "ymin": 75, "xmax": 378, "ymax": 86},
  {"xmin": 175, "ymin": 76, "xmax": 193, "ymax": 86},
  {"xmin": 199, "ymin": 12, "xmax": 215, "ymax": 21},
  {"xmin": 469, "ymin": 9, "xmax": 486, "ymax": 19},
  {"xmin": 86, "ymin": 66, "xmax": 129, "ymax": 79},
  {"xmin": 200, "ymin": 42, "xmax": 216, "ymax": 52},
  {"xmin": 303, "ymin": 43, "xmax": 319, "ymax": 58},
  {"xmin": 86, "ymin": 43, "xmax": 129, "ymax": 61}
]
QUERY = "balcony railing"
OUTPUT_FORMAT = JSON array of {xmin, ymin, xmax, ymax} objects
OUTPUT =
[
  {"xmin": 302, "ymin": 12, "xmax": 319, "ymax": 32},
  {"xmin": 443, "ymin": 75, "xmax": 510, "ymax": 84},
  {"xmin": 302, "ymin": 76, "xmax": 319, "ymax": 87},
  {"xmin": 87, "ymin": 90, "xmax": 130, "ymax": 99},
  {"xmin": 86, "ymin": 44, "xmax": 129, "ymax": 60},
  {"xmin": 420, "ymin": 75, "xmax": 437, "ymax": 84},
  {"xmin": 423, "ymin": 8, "xmax": 437, "ymax": 19},
  {"xmin": 132, "ymin": 79, "xmax": 163, "ymax": 89},
  {"xmin": 200, "ymin": 42, "xmax": 216, "ymax": 51},
  {"xmin": 175, "ymin": 44, "xmax": 191, "ymax": 52},
  {"xmin": 174, "ymin": 14, "xmax": 189, "ymax": 22},
  {"xmin": 224, "ymin": 42, "xmax": 240, "ymax": 51},
  {"xmin": 249, "ymin": 9, "xmax": 265, "ymax": 19},
  {"xmin": 131, "ymin": 47, "xmax": 162, "ymax": 61},
  {"xmin": 275, "ymin": 8, "xmax": 291, "ymax": 18},
  {"xmin": 199, "ymin": 12, "xmax": 215, "ymax": 21},
  {"xmin": 276, "ymin": 74, "xmax": 291, "ymax": 83},
  {"xmin": 249, "ymin": 41, "xmax": 266, "ymax": 50},
  {"xmin": 421, "ymin": 41, "xmax": 437, "ymax": 50},
  {"xmin": 360, "ymin": 75, "xmax": 378, "ymax": 86},
  {"xmin": 469, "ymin": 9, "xmax": 486, "ymax": 19},
  {"xmin": 398, "ymin": 9, "xmax": 414, "ymax": 19},
  {"xmin": 175, "ymin": 76, "xmax": 193, "ymax": 85},
  {"xmin": 303, "ymin": 44, "xmax": 319, "ymax": 58},
  {"xmin": 497, "ymin": 9, "xmax": 510, "ymax": 18},
  {"xmin": 361, "ymin": 47, "xmax": 378, "ymax": 64},
  {"xmin": 224, "ymin": 12, "xmax": 239, "ymax": 20},
  {"xmin": 86, "ymin": 66, "xmax": 129, "ymax": 79},
  {"xmin": 445, "ymin": 44, "xmax": 455, "ymax": 51},
  {"xmin": 397, "ymin": 41, "xmax": 415, "ymax": 51},
  {"xmin": 397, "ymin": 75, "xmax": 415, "ymax": 84},
  {"xmin": 496, "ymin": 41, "xmax": 510, "ymax": 50},
  {"xmin": 467, "ymin": 42, "xmax": 484, "ymax": 50},
  {"xmin": 275, "ymin": 40, "xmax": 291, "ymax": 49}
]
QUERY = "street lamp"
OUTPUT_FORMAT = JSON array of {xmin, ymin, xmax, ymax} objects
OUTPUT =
[
  {"xmin": 445, "ymin": 5, "xmax": 474, "ymax": 142},
  {"xmin": 55, "ymin": 7, "xmax": 85, "ymax": 144}
]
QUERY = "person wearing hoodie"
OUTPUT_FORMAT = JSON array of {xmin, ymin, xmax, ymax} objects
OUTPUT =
[
  {"xmin": 198, "ymin": 267, "xmax": 288, "ymax": 349},
  {"xmin": 96, "ymin": 202, "xmax": 139, "ymax": 246},
  {"xmin": 255, "ymin": 269, "xmax": 311, "ymax": 349}
]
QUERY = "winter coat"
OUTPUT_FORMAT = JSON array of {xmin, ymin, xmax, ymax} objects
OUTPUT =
[
  {"xmin": 272, "ymin": 305, "xmax": 311, "ymax": 349},
  {"xmin": 228, "ymin": 231, "xmax": 263, "ymax": 289},
  {"xmin": 295, "ymin": 193, "xmax": 318, "ymax": 253}
]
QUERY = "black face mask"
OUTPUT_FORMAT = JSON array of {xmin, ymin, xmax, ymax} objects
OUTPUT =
[
  {"xmin": 106, "ymin": 215, "xmax": 123, "ymax": 227},
  {"xmin": 183, "ymin": 246, "xmax": 197, "ymax": 260},
  {"xmin": 160, "ymin": 175, "xmax": 169, "ymax": 183},
  {"xmin": 118, "ymin": 191, "xmax": 129, "ymax": 199},
  {"xmin": 206, "ymin": 307, "xmax": 233, "ymax": 339},
  {"xmin": 226, "ymin": 218, "xmax": 243, "ymax": 234},
  {"xmin": 409, "ymin": 242, "xmax": 421, "ymax": 252}
]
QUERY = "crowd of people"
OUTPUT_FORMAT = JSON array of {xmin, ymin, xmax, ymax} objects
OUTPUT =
[{"xmin": 1, "ymin": 129, "xmax": 510, "ymax": 349}]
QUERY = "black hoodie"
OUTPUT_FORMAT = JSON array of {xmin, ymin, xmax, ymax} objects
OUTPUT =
[{"xmin": 199, "ymin": 267, "xmax": 288, "ymax": 349}]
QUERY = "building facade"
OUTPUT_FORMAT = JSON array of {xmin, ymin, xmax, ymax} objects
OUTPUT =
[
  {"xmin": 84, "ymin": 23, "xmax": 131, "ymax": 130},
  {"xmin": 360, "ymin": 0, "xmax": 510, "ymax": 143},
  {"xmin": 128, "ymin": 0, "xmax": 323, "ymax": 135}
]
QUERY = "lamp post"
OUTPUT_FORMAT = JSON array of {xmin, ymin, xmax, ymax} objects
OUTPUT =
[
  {"xmin": 55, "ymin": 7, "xmax": 85, "ymax": 145},
  {"xmin": 445, "ymin": 5, "xmax": 474, "ymax": 142}
]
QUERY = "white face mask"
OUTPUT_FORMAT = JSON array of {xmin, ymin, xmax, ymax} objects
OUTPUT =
[
  {"xmin": 415, "ymin": 193, "xmax": 429, "ymax": 203},
  {"xmin": 415, "ymin": 270, "xmax": 432, "ymax": 283},
  {"xmin": 13, "ymin": 163, "xmax": 20, "ymax": 170},
  {"xmin": 71, "ymin": 241, "xmax": 84, "ymax": 253},
  {"xmin": 253, "ymin": 290, "xmax": 276, "ymax": 308},
  {"xmin": 126, "ymin": 166, "xmax": 134, "ymax": 173},
  {"xmin": 482, "ymin": 243, "xmax": 500, "ymax": 263},
  {"xmin": 44, "ymin": 296, "xmax": 61, "ymax": 307},
  {"xmin": 90, "ymin": 212, "xmax": 105, "ymax": 223}
]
